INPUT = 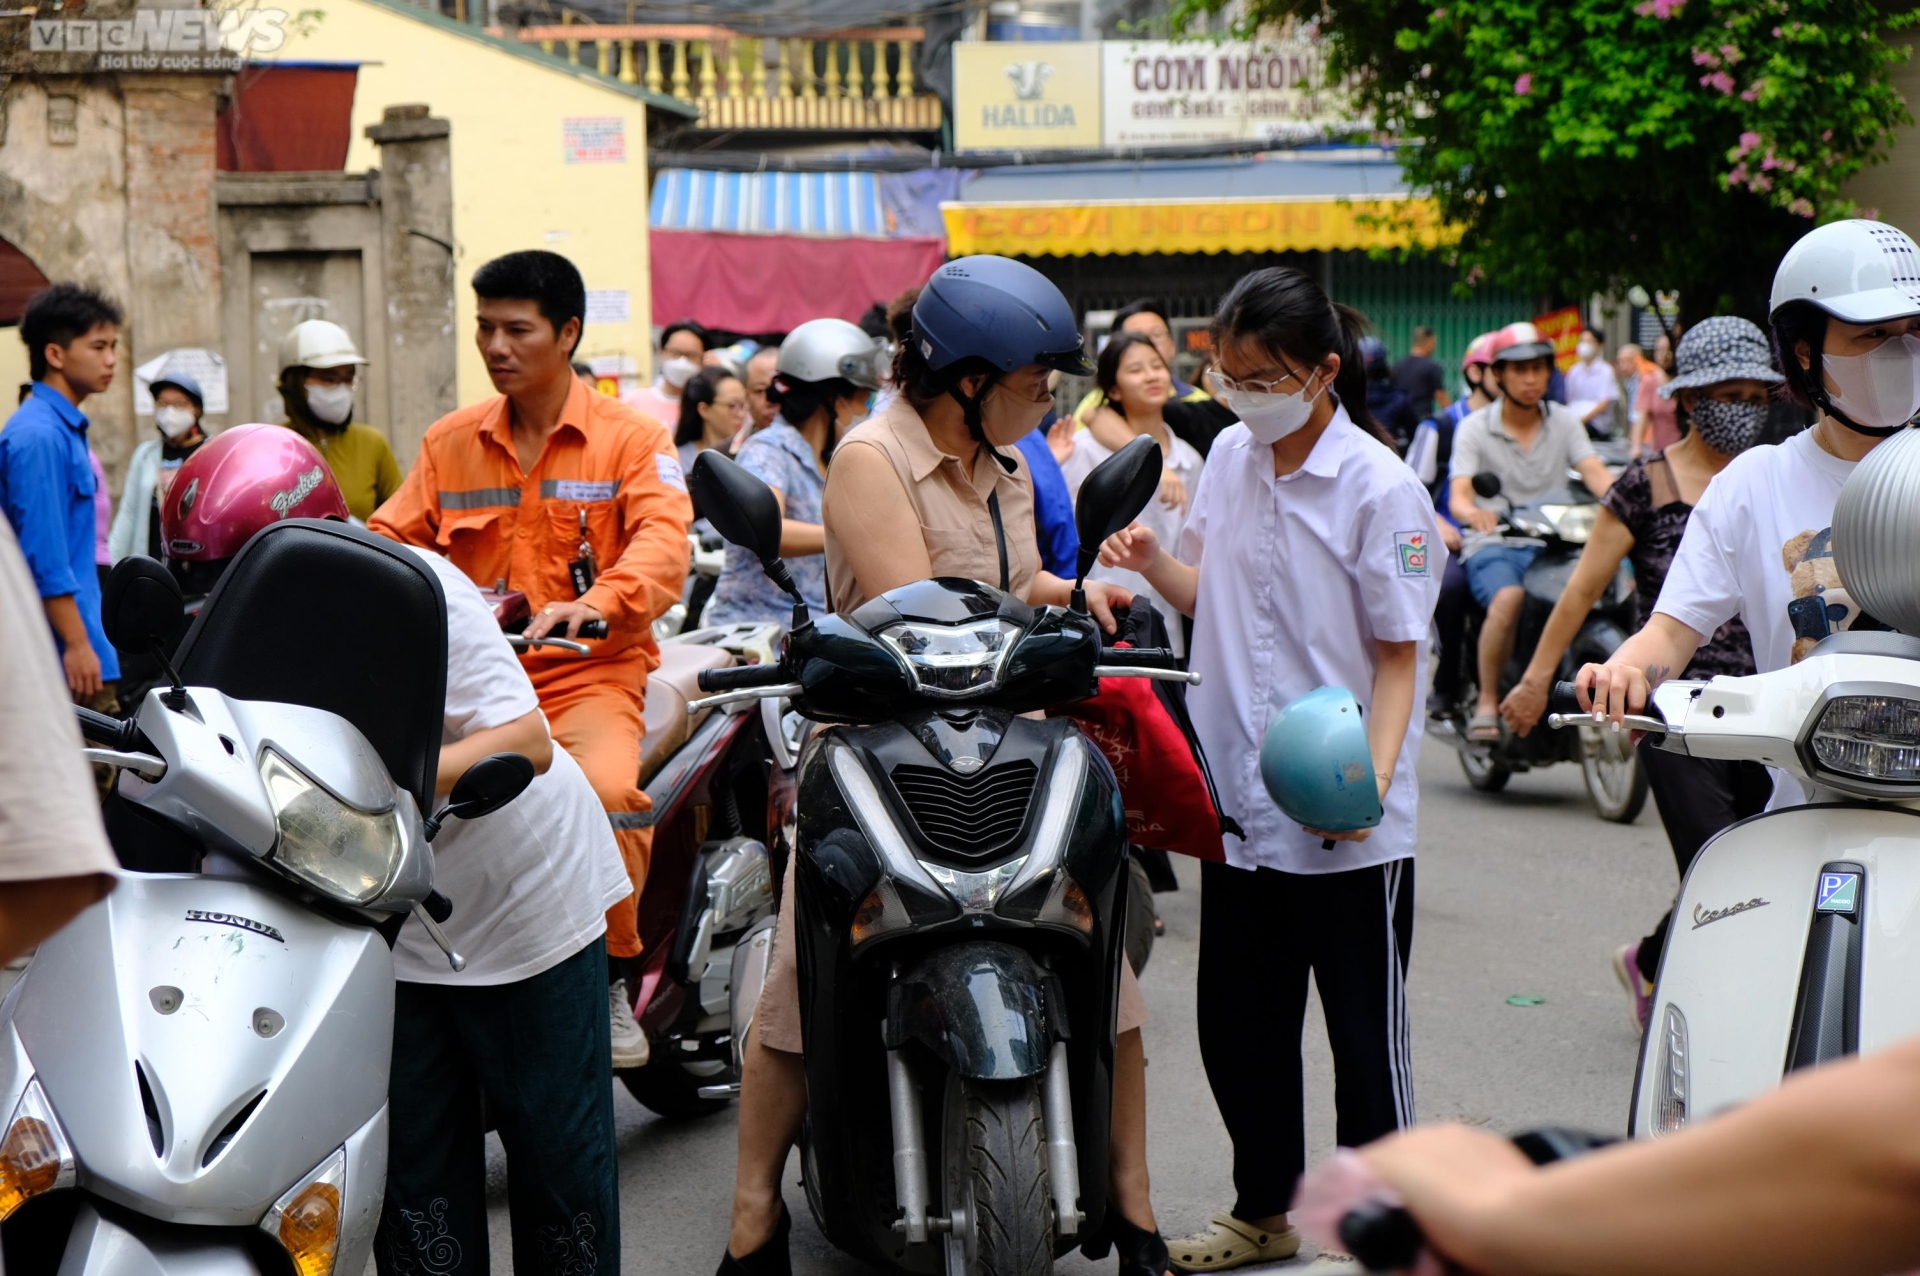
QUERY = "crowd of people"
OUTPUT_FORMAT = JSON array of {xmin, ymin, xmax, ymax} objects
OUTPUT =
[{"xmin": 5, "ymin": 214, "xmax": 1920, "ymax": 1276}]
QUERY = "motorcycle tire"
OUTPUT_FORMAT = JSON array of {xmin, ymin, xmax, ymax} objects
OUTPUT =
[
  {"xmin": 1578, "ymin": 724, "xmax": 1649, "ymax": 824},
  {"xmin": 1124, "ymin": 857, "xmax": 1156, "ymax": 977},
  {"xmin": 619, "ymin": 1054, "xmax": 732, "ymax": 1121},
  {"xmin": 941, "ymin": 1073, "xmax": 1053, "ymax": 1276},
  {"xmin": 1457, "ymin": 748, "xmax": 1512, "ymax": 792}
]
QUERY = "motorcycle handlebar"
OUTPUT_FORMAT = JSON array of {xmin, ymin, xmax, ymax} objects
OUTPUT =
[
  {"xmin": 698, "ymin": 663, "xmax": 791, "ymax": 694},
  {"xmin": 1549, "ymin": 681, "xmax": 1585, "ymax": 716},
  {"xmin": 1338, "ymin": 1129, "xmax": 1617, "ymax": 1272},
  {"xmin": 1099, "ymin": 648, "xmax": 1180, "ymax": 669},
  {"xmin": 423, "ymin": 889, "xmax": 454, "ymax": 924},
  {"xmin": 74, "ymin": 705, "xmax": 140, "ymax": 751}
]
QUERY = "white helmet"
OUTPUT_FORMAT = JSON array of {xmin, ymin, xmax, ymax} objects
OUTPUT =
[
  {"xmin": 1770, "ymin": 219, "xmax": 1920, "ymax": 323},
  {"xmin": 279, "ymin": 319, "xmax": 368, "ymax": 371},
  {"xmin": 776, "ymin": 318, "xmax": 886, "ymax": 391}
]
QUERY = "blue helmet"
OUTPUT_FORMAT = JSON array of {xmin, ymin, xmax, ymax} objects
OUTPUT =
[
  {"xmin": 1260, "ymin": 686, "xmax": 1383, "ymax": 834},
  {"xmin": 150, "ymin": 368, "xmax": 205, "ymax": 410},
  {"xmin": 912, "ymin": 255, "xmax": 1095, "ymax": 378}
]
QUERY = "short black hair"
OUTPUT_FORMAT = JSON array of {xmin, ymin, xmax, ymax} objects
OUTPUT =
[
  {"xmin": 1583, "ymin": 326, "xmax": 1606, "ymax": 343},
  {"xmin": 1113, "ymin": 298, "xmax": 1171, "ymax": 331},
  {"xmin": 1412, "ymin": 325, "xmax": 1436, "ymax": 343},
  {"xmin": 471, "ymin": 251, "xmax": 585, "ymax": 354},
  {"xmin": 22, "ymin": 283, "xmax": 122, "ymax": 381},
  {"xmin": 660, "ymin": 320, "xmax": 711, "ymax": 352},
  {"xmin": 1770, "ymin": 301, "xmax": 1829, "ymax": 412}
]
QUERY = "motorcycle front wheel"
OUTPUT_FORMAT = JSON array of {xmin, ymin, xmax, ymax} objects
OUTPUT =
[
  {"xmin": 619, "ymin": 1054, "xmax": 731, "ymax": 1120},
  {"xmin": 1578, "ymin": 725, "xmax": 1648, "ymax": 824},
  {"xmin": 941, "ymin": 1072, "xmax": 1053, "ymax": 1276},
  {"xmin": 1457, "ymin": 747, "xmax": 1512, "ymax": 792}
]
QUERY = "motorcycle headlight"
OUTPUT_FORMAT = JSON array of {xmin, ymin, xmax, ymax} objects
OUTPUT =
[
  {"xmin": 1806, "ymin": 694, "xmax": 1920, "ymax": 785},
  {"xmin": 0, "ymin": 1078, "xmax": 75, "ymax": 1221},
  {"xmin": 260, "ymin": 750, "xmax": 404, "ymax": 905},
  {"xmin": 876, "ymin": 618, "xmax": 1023, "ymax": 698},
  {"xmin": 262, "ymin": 1146, "xmax": 345, "ymax": 1276},
  {"xmin": 1540, "ymin": 503, "xmax": 1598, "ymax": 544}
]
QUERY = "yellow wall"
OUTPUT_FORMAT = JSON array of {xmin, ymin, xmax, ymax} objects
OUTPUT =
[
  {"xmin": 279, "ymin": 0, "xmax": 658, "ymax": 413},
  {"xmin": 1847, "ymin": 46, "xmax": 1920, "ymax": 236}
]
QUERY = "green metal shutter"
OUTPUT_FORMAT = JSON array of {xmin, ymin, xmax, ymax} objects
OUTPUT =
[{"xmin": 1327, "ymin": 252, "xmax": 1534, "ymax": 372}]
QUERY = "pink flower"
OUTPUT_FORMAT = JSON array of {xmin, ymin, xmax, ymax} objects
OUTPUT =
[
  {"xmin": 1749, "ymin": 173, "xmax": 1773, "ymax": 193},
  {"xmin": 1514, "ymin": 72, "xmax": 1533, "ymax": 95},
  {"xmin": 1692, "ymin": 48, "xmax": 1719, "ymax": 67},
  {"xmin": 1732, "ymin": 130, "xmax": 1761, "ymax": 158},
  {"xmin": 1823, "ymin": 129, "xmax": 1834, "ymax": 141},
  {"xmin": 1789, "ymin": 198, "xmax": 1816, "ymax": 218},
  {"xmin": 1772, "ymin": 26, "xmax": 1782, "ymax": 37},
  {"xmin": 1634, "ymin": 0, "xmax": 1684, "ymax": 16},
  {"xmin": 1432, "ymin": 6, "xmax": 1447, "ymax": 16},
  {"xmin": 1700, "ymin": 71, "xmax": 1737, "ymax": 94},
  {"xmin": 1761, "ymin": 151, "xmax": 1779, "ymax": 171},
  {"xmin": 1727, "ymin": 162, "xmax": 1749, "ymax": 186},
  {"xmin": 1719, "ymin": 43, "xmax": 1741, "ymax": 63},
  {"xmin": 1465, "ymin": 265, "xmax": 1487, "ymax": 285}
]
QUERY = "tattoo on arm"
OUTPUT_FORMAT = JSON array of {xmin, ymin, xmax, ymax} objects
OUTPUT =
[{"xmin": 1645, "ymin": 664, "xmax": 1671, "ymax": 686}]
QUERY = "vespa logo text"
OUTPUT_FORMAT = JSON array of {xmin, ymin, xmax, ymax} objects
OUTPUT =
[
  {"xmin": 185, "ymin": 909, "xmax": 286, "ymax": 943},
  {"xmin": 270, "ymin": 466, "xmax": 326, "ymax": 516},
  {"xmin": 1692, "ymin": 896, "xmax": 1771, "ymax": 930}
]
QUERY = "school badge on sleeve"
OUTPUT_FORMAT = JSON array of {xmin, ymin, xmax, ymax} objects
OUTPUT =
[{"xmin": 1394, "ymin": 530, "xmax": 1430, "ymax": 576}]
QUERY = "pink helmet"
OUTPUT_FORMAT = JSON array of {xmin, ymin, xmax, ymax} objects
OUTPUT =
[
  {"xmin": 162, "ymin": 424, "xmax": 349, "ymax": 570},
  {"xmin": 1462, "ymin": 331, "xmax": 1499, "ymax": 370}
]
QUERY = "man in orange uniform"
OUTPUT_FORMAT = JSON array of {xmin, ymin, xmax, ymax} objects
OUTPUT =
[{"xmin": 372, "ymin": 251, "xmax": 691, "ymax": 1068}]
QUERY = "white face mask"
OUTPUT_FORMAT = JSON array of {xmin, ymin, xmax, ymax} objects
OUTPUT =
[
  {"xmin": 661, "ymin": 356, "xmax": 700, "ymax": 390},
  {"xmin": 1576, "ymin": 341, "xmax": 1600, "ymax": 361},
  {"xmin": 1218, "ymin": 373, "xmax": 1326, "ymax": 445},
  {"xmin": 154, "ymin": 405, "xmax": 197, "ymax": 439},
  {"xmin": 305, "ymin": 382, "xmax": 355, "ymax": 425},
  {"xmin": 1823, "ymin": 334, "xmax": 1920, "ymax": 432}
]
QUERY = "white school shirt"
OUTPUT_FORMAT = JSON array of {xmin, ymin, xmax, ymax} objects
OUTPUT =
[
  {"xmin": 1181, "ymin": 407, "xmax": 1445, "ymax": 874},
  {"xmin": 393, "ymin": 547, "xmax": 632, "ymax": 985},
  {"xmin": 1652, "ymin": 426, "xmax": 1861, "ymax": 806},
  {"xmin": 1058, "ymin": 428, "xmax": 1206, "ymax": 658}
]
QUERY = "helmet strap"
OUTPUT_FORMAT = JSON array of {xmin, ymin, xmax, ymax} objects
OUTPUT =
[
  {"xmin": 1804, "ymin": 361, "xmax": 1909, "ymax": 437},
  {"xmin": 948, "ymin": 376, "xmax": 1018, "ymax": 474}
]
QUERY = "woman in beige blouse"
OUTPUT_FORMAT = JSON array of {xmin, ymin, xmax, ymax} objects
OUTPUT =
[{"xmin": 717, "ymin": 262, "xmax": 1171, "ymax": 1276}]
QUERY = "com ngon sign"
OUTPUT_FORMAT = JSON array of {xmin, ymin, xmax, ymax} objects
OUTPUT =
[{"xmin": 1104, "ymin": 40, "xmax": 1349, "ymax": 147}]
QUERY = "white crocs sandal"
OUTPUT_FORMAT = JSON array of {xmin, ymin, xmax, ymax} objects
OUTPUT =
[{"xmin": 1167, "ymin": 1210, "xmax": 1302, "ymax": 1273}]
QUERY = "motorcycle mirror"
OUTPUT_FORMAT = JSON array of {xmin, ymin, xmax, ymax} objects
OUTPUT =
[
  {"xmin": 102, "ymin": 557, "xmax": 189, "ymax": 708},
  {"xmin": 1471, "ymin": 471, "xmax": 1504, "ymax": 500},
  {"xmin": 425, "ymin": 752, "xmax": 535, "ymax": 841},
  {"xmin": 688, "ymin": 449, "xmax": 810, "ymax": 622},
  {"xmin": 1073, "ymin": 435, "xmax": 1164, "ymax": 587}
]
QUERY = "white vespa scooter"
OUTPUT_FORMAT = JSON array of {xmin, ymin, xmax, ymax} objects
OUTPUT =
[
  {"xmin": 0, "ymin": 527, "xmax": 531, "ymax": 1276},
  {"xmin": 1544, "ymin": 429, "xmax": 1920, "ymax": 1139}
]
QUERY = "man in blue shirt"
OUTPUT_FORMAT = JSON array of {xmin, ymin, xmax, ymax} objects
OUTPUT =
[{"xmin": 0, "ymin": 284, "xmax": 124, "ymax": 703}]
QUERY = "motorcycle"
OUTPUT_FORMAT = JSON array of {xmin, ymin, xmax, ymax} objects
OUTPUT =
[
  {"xmin": 1531, "ymin": 633, "xmax": 1920, "ymax": 1137},
  {"xmin": 1434, "ymin": 470, "xmax": 1649, "ymax": 823},
  {"xmin": 481, "ymin": 583, "xmax": 786, "ymax": 1118},
  {"xmin": 684, "ymin": 438, "xmax": 1180, "ymax": 1275},
  {"xmin": 0, "ymin": 523, "xmax": 533, "ymax": 1276}
]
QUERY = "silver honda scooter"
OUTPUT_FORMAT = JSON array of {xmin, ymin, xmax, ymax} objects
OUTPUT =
[{"xmin": 0, "ymin": 535, "xmax": 530, "ymax": 1276}]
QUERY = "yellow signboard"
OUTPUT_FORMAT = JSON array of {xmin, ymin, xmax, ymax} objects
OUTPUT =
[
  {"xmin": 940, "ymin": 196, "xmax": 1450, "ymax": 258},
  {"xmin": 952, "ymin": 42, "xmax": 1103, "ymax": 153}
]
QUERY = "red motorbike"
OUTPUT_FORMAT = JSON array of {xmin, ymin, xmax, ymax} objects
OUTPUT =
[{"xmin": 487, "ymin": 585, "xmax": 791, "ymax": 1117}]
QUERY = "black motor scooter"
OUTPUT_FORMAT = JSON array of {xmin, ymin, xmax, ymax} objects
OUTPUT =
[
  {"xmin": 685, "ymin": 439, "xmax": 1182, "ymax": 1275},
  {"xmin": 1435, "ymin": 470, "xmax": 1648, "ymax": 823}
]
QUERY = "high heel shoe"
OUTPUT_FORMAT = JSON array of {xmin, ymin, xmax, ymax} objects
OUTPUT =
[
  {"xmin": 714, "ymin": 1203, "xmax": 791, "ymax": 1276},
  {"xmin": 1080, "ymin": 1200, "xmax": 1171, "ymax": 1276}
]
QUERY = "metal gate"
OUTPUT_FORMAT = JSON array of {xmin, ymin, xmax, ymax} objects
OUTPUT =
[{"xmin": 1328, "ymin": 252, "xmax": 1535, "ymax": 372}]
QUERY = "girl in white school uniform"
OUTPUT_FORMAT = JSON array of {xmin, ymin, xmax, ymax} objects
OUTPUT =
[{"xmin": 1100, "ymin": 268, "xmax": 1445, "ymax": 1272}]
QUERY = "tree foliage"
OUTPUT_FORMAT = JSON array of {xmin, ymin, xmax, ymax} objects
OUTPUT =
[{"xmin": 1179, "ymin": 0, "xmax": 1916, "ymax": 320}]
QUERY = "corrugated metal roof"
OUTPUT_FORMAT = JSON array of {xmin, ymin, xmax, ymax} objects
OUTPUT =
[
  {"xmin": 954, "ymin": 150, "xmax": 1409, "ymax": 204},
  {"xmin": 649, "ymin": 168, "xmax": 890, "ymax": 237}
]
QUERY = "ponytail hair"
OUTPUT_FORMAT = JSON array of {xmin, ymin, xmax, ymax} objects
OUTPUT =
[{"xmin": 1210, "ymin": 268, "xmax": 1396, "ymax": 448}]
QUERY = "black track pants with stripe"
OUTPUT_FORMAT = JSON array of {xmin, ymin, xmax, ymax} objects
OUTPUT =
[{"xmin": 1196, "ymin": 857, "xmax": 1415, "ymax": 1221}]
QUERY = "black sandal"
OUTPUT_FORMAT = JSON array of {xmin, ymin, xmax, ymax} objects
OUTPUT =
[
  {"xmin": 714, "ymin": 1203, "xmax": 791, "ymax": 1276},
  {"xmin": 1080, "ymin": 1200, "xmax": 1171, "ymax": 1276}
]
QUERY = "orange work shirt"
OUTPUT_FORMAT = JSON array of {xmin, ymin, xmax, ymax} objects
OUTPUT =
[{"xmin": 370, "ymin": 375, "xmax": 692, "ymax": 678}]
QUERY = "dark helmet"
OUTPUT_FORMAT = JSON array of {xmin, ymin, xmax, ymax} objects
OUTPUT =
[{"xmin": 911, "ymin": 256, "xmax": 1095, "ymax": 377}]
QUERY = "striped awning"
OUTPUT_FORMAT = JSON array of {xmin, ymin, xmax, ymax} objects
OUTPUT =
[{"xmin": 649, "ymin": 168, "xmax": 890, "ymax": 238}]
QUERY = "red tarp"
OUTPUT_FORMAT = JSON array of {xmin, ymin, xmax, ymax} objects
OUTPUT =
[
  {"xmin": 217, "ymin": 65, "xmax": 359, "ymax": 172},
  {"xmin": 649, "ymin": 229, "xmax": 948, "ymax": 334}
]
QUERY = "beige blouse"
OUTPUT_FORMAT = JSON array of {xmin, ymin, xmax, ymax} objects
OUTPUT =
[{"xmin": 824, "ymin": 397, "xmax": 1041, "ymax": 615}]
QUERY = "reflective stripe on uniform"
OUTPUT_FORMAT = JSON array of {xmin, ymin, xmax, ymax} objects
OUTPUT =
[
  {"xmin": 608, "ymin": 810, "xmax": 655, "ymax": 830},
  {"xmin": 540, "ymin": 479, "xmax": 618, "ymax": 502},
  {"xmin": 439, "ymin": 487, "xmax": 522, "ymax": 510}
]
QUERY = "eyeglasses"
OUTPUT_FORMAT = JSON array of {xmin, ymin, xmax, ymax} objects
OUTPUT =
[{"xmin": 1205, "ymin": 362, "xmax": 1316, "ymax": 397}]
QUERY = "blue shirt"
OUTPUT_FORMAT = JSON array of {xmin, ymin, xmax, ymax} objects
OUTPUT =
[
  {"xmin": 1016, "ymin": 424, "xmax": 1080, "ymax": 579},
  {"xmin": 706, "ymin": 420, "xmax": 828, "ymax": 626},
  {"xmin": 0, "ymin": 383, "xmax": 118, "ymax": 678}
]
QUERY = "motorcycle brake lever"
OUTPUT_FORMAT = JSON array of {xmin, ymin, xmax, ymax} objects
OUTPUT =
[
  {"xmin": 1546, "ymin": 712, "xmax": 1667, "ymax": 734},
  {"xmin": 505, "ymin": 634, "xmax": 591, "ymax": 656}
]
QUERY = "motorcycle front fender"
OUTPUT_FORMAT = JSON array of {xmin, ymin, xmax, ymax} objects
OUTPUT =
[
  {"xmin": 57, "ymin": 1199, "xmax": 262, "ymax": 1276},
  {"xmin": 884, "ymin": 941, "xmax": 1059, "ymax": 1080}
]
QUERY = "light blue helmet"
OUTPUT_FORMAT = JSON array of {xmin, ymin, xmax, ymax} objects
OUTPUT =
[{"xmin": 1260, "ymin": 686, "xmax": 1383, "ymax": 834}]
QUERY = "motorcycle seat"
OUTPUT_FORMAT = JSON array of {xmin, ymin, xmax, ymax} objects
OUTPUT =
[{"xmin": 641, "ymin": 641, "xmax": 736, "ymax": 784}]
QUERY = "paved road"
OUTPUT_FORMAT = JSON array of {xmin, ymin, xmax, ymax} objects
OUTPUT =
[{"xmin": 481, "ymin": 734, "xmax": 1680, "ymax": 1273}]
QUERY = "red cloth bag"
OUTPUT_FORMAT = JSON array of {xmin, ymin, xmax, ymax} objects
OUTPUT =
[{"xmin": 1049, "ymin": 602, "xmax": 1242, "ymax": 862}]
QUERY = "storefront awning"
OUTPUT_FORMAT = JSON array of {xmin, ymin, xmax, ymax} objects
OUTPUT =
[
  {"xmin": 940, "ymin": 151, "xmax": 1448, "ymax": 257},
  {"xmin": 651, "ymin": 167, "xmax": 890, "ymax": 238}
]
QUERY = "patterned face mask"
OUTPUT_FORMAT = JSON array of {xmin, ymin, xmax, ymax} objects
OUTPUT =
[{"xmin": 1689, "ymin": 398, "xmax": 1767, "ymax": 456}]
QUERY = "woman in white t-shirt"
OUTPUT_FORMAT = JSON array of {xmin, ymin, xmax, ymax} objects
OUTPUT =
[
  {"xmin": 1580, "ymin": 220, "xmax": 1920, "ymax": 749},
  {"xmin": 1057, "ymin": 331, "xmax": 1207, "ymax": 656},
  {"xmin": 1100, "ymin": 268, "xmax": 1444, "ymax": 1272}
]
